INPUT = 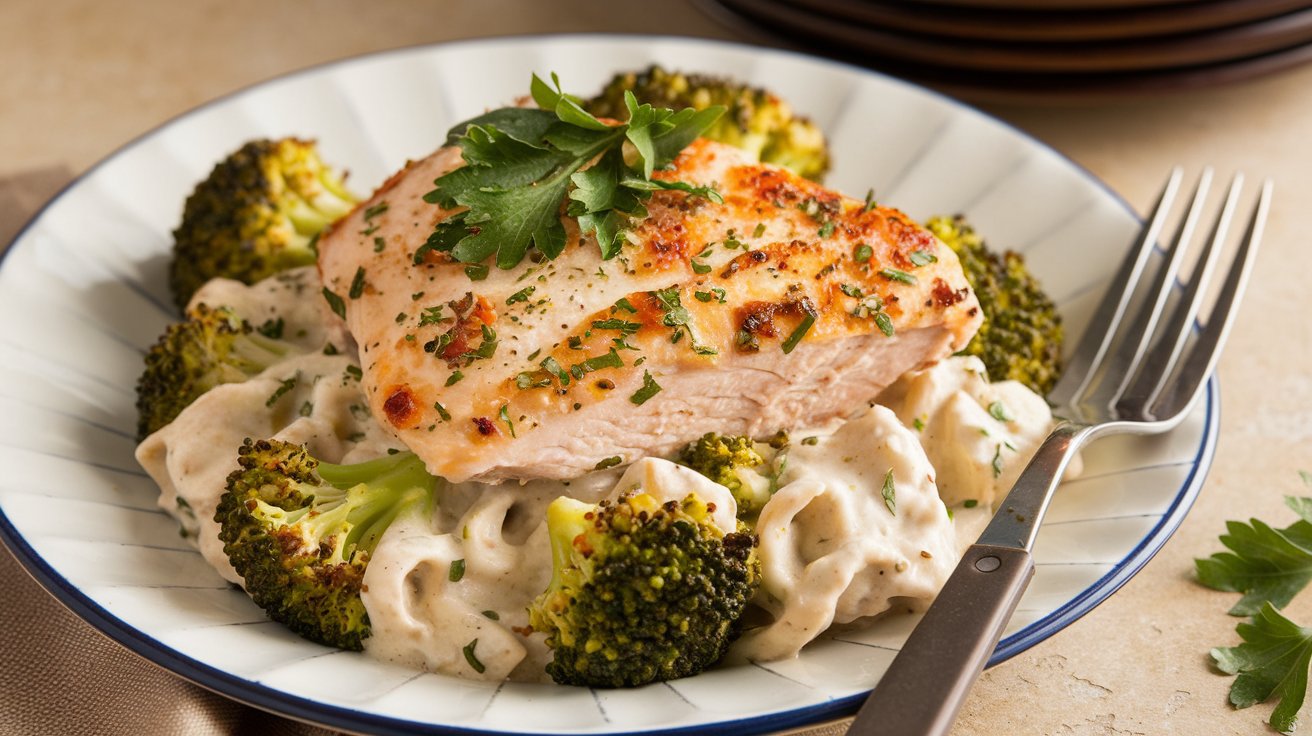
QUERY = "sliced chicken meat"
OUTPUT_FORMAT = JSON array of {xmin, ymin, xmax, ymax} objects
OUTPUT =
[{"xmin": 317, "ymin": 138, "xmax": 982, "ymax": 482}]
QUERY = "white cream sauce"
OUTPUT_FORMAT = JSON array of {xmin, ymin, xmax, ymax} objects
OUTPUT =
[
  {"xmin": 877, "ymin": 355, "xmax": 1055, "ymax": 508},
  {"xmin": 139, "ymin": 272, "xmax": 1059, "ymax": 680}
]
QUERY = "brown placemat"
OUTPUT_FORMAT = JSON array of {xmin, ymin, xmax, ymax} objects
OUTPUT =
[{"xmin": 0, "ymin": 166, "xmax": 853, "ymax": 736}]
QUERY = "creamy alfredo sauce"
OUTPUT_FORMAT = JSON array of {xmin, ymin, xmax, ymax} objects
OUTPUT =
[{"xmin": 137, "ymin": 271, "xmax": 1057, "ymax": 682}]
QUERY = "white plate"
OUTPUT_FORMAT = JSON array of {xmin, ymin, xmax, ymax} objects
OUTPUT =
[{"xmin": 0, "ymin": 34, "xmax": 1213, "ymax": 735}]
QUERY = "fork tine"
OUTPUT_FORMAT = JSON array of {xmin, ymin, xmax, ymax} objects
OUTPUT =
[
  {"xmin": 1151, "ymin": 179, "xmax": 1271, "ymax": 421},
  {"xmin": 1118, "ymin": 174, "xmax": 1243, "ymax": 418},
  {"xmin": 1048, "ymin": 167, "xmax": 1183, "ymax": 408},
  {"xmin": 1083, "ymin": 168, "xmax": 1213, "ymax": 412}
]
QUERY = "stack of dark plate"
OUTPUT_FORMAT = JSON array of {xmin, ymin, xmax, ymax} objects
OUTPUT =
[{"xmin": 704, "ymin": 0, "xmax": 1312, "ymax": 101}]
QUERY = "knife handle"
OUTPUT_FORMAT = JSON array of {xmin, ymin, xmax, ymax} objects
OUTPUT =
[{"xmin": 847, "ymin": 544, "xmax": 1035, "ymax": 736}]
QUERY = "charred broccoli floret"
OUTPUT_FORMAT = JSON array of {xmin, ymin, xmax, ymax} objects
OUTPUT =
[
  {"xmin": 677, "ymin": 433, "xmax": 771, "ymax": 516},
  {"xmin": 528, "ymin": 492, "xmax": 759, "ymax": 687},
  {"xmin": 135, "ymin": 303, "xmax": 297, "ymax": 440},
  {"xmin": 586, "ymin": 65, "xmax": 830, "ymax": 181},
  {"xmin": 927, "ymin": 215, "xmax": 1064, "ymax": 395},
  {"xmin": 170, "ymin": 138, "xmax": 357, "ymax": 310},
  {"xmin": 215, "ymin": 438, "xmax": 438, "ymax": 650}
]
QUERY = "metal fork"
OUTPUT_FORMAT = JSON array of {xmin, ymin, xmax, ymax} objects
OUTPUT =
[{"xmin": 847, "ymin": 168, "xmax": 1272, "ymax": 736}]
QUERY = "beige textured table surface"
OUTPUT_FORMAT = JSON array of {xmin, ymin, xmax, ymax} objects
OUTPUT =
[{"xmin": 3, "ymin": 1, "xmax": 1311, "ymax": 734}]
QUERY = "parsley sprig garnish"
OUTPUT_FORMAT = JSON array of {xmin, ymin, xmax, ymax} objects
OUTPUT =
[
  {"xmin": 420, "ymin": 74, "xmax": 724, "ymax": 270},
  {"xmin": 1213, "ymin": 603, "xmax": 1312, "ymax": 733},
  {"xmin": 1197, "ymin": 496, "xmax": 1312, "ymax": 615},
  {"xmin": 1199, "ymin": 484, "xmax": 1312, "ymax": 732}
]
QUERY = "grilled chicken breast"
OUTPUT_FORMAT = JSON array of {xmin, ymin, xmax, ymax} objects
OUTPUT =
[{"xmin": 318, "ymin": 138, "xmax": 981, "ymax": 482}]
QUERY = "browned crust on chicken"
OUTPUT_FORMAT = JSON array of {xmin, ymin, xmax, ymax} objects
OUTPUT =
[{"xmin": 318, "ymin": 139, "xmax": 981, "ymax": 482}]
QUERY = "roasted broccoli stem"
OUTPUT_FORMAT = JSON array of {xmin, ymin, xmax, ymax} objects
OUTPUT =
[
  {"xmin": 677, "ymin": 433, "xmax": 771, "ymax": 517},
  {"xmin": 586, "ymin": 65, "xmax": 830, "ymax": 181},
  {"xmin": 528, "ymin": 492, "xmax": 759, "ymax": 687},
  {"xmin": 215, "ymin": 438, "xmax": 438, "ymax": 650},
  {"xmin": 927, "ymin": 215, "xmax": 1064, "ymax": 395},
  {"xmin": 135, "ymin": 303, "xmax": 297, "ymax": 440},
  {"xmin": 169, "ymin": 138, "xmax": 357, "ymax": 310}
]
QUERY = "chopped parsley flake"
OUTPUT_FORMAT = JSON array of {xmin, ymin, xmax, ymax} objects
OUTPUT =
[
  {"xmin": 781, "ymin": 303, "xmax": 818, "ymax": 355},
  {"xmin": 418, "ymin": 306, "xmax": 449, "ymax": 326},
  {"xmin": 498, "ymin": 404, "xmax": 516, "ymax": 438},
  {"xmin": 909, "ymin": 249, "xmax": 937, "ymax": 267},
  {"xmin": 265, "ymin": 375, "xmax": 297, "ymax": 408},
  {"xmin": 433, "ymin": 402, "xmax": 452, "ymax": 421},
  {"xmin": 570, "ymin": 349, "xmax": 623, "ymax": 379},
  {"xmin": 346, "ymin": 266, "xmax": 367, "ymax": 299},
  {"xmin": 988, "ymin": 401, "xmax": 1014, "ymax": 422},
  {"xmin": 507, "ymin": 286, "xmax": 535, "ymax": 305},
  {"xmin": 449, "ymin": 559, "xmax": 466, "ymax": 582},
  {"xmin": 629, "ymin": 370, "xmax": 662, "ymax": 405},
  {"xmin": 363, "ymin": 201, "xmax": 389, "ymax": 220},
  {"xmin": 874, "ymin": 312, "xmax": 894, "ymax": 337},
  {"xmin": 863, "ymin": 189, "xmax": 877, "ymax": 212},
  {"xmin": 753, "ymin": 223, "xmax": 766, "ymax": 238},
  {"xmin": 591, "ymin": 318, "xmax": 641, "ymax": 334},
  {"xmin": 882, "ymin": 469, "xmax": 896, "ymax": 515},
  {"xmin": 880, "ymin": 268, "xmax": 917, "ymax": 285},
  {"xmin": 515, "ymin": 371, "xmax": 552, "ymax": 389},
  {"xmin": 465, "ymin": 264, "xmax": 490, "ymax": 281},
  {"xmin": 463, "ymin": 639, "xmax": 485, "ymax": 674},
  {"xmin": 541, "ymin": 356, "xmax": 570, "ymax": 386},
  {"xmin": 256, "ymin": 318, "xmax": 285, "ymax": 339},
  {"xmin": 595, "ymin": 456, "xmax": 624, "ymax": 470},
  {"xmin": 963, "ymin": 499, "xmax": 979, "ymax": 508},
  {"xmin": 322, "ymin": 288, "xmax": 346, "ymax": 319}
]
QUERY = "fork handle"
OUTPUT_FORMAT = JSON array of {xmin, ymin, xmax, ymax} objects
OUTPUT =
[{"xmin": 847, "ymin": 544, "xmax": 1035, "ymax": 736}]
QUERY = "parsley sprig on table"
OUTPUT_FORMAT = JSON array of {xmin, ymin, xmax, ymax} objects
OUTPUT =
[
  {"xmin": 420, "ymin": 73, "xmax": 724, "ymax": 270},
  {"xmin": 1198, "ymin": 483, "xmax": 1312, "ymax": 733},
  {"xmin": 1212, "ymin": 603, "xmax": 1312, "ymax": 734},
  {"xmin": 1197, "ymin": 496, "xmax": 1312, "ymax": 615}
]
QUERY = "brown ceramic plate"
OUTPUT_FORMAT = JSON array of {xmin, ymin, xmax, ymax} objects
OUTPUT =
[
  {"xmin": 717, "ymin": 0, "xmax": 1312, "ymax": 73},
  {"xmin": 699, "ymin": 0, "xmax": 1312, "ymax": 101},
  {"xmin": 787, "ymin": 0, "xmax": 1312, "ymax": 42},
  {"xmin": 899, "ymin": 0, "xmax": 1209, "ymax": 10}
]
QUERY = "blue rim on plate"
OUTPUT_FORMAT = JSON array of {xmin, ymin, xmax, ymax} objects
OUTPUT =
[{"xmin": 0, "ymin": 34, "xmax": 1216, "ymax": 735}]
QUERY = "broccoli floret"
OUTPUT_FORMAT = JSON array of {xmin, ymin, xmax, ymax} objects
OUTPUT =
[
  {"xmin": 215, "ymin": 438, "xmax": 438, "ymax": 650},
  {"xmin": 677, "ymin": 433, "xmax": 772, "ymax": 516},
  {"xmin": 927, "ymin": 215, "xmax": 1064, "ymax": 395},
  {"xmin": 585, "ymin": 65, "xmax": 831, "ymax": 181},
  {"xmin": 528, "ymin": 492, "xmax": 759, "ymax": 687},
  {"xmin": 169, "ymin": 138, "xmax": 357, "ymax": 310},
  {"xmin": 135, "ymin": 303, "xmax": 297, "ymax": 440}
]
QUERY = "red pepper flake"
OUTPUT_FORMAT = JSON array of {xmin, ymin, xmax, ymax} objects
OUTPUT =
[{"xmin": 382, "ymin": 388, "xmax": 418, "ymax": 428}]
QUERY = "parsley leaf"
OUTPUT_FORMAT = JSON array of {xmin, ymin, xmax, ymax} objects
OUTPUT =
[
  {"xmin": 1212, "ymin": 602, "xmax": 1312, "ymax": 733},
  {"xmin": 423, "ymin": 74, "xmax": 723, "ymax": 270},
  {"xmin": 630, "ymin": 370, "xmax": 662, "ymax": 405},
  {"xmin": 1196, "ymin": 496, "xmax": 1312, "ymax": 615}
]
